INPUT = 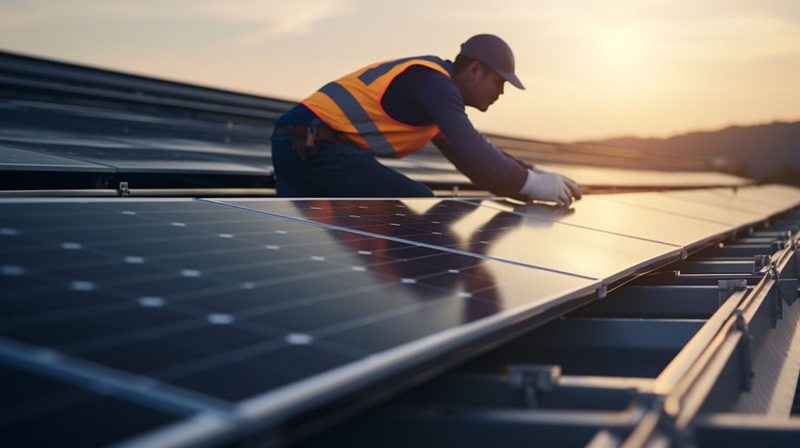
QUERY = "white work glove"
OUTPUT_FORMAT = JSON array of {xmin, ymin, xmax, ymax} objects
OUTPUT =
[{"xmin": 518, "ymin": 168, "xmax": 582, "ymax": 207}]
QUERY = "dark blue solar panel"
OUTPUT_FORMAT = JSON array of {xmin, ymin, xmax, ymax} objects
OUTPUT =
[{"xmin": 0, "ymin": 196, "xmax": 595, "ymax": 436}]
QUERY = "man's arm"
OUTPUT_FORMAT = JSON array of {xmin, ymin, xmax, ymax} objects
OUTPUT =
[
  {"xmin": 432, "ymin": 136, "xmax": 529, "ymax": 200},
  {"xmin": 415, "ymin": 72, "xmax": 530, "ymax": 197},
  {"xmin": 385, "ymin": 66, "xmax": 580, "ymax": 205}
]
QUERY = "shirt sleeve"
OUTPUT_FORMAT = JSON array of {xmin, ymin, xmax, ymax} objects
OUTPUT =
[{"xmin": 412, "ymin": 69, "xmax": 530, "ymax": 198}]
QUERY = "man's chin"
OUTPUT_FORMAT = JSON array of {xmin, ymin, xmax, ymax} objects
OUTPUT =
[{"xmin": 467, "ymin": 103, "xmax": 490, "ymax": 112}]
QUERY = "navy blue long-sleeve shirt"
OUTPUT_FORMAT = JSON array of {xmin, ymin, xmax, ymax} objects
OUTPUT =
[{"xmin": 276, "ymin": 62, "xmax": 529, "ymax": 198}]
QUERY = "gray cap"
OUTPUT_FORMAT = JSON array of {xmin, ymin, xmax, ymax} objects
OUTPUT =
[{"xmin": 459, "ymin": 34, "xmax": 525, "ymax": 90}]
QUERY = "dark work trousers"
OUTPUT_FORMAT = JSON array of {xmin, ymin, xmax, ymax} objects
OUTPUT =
[{"xmin": 271, "ymin": 128, "xmax": 435, "ymax": 198}]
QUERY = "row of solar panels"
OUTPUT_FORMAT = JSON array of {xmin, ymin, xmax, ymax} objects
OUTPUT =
[
  {"xmin": 296, "ymin": 209, "xmax": 800, "ymax": 447},
  {"xmin": 2, "ymin": 184, "xmax": 799, "ymax": 447},
  {"xmin": 0, "ymin": 50, "xmax": 751, "ymax": 194}
]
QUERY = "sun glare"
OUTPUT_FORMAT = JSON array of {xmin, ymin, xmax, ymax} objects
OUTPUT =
[
  {"xmin": 608, "ymin": 31, "xmax": 634, "ymax": 58},
  {"xmin": 594, "ymin": 27, "xmax": 653, "ymax": 93}
]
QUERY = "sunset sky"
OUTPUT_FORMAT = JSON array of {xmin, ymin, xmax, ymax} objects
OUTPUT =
[{"xmin": 2, "ymin": 0, "xmax": 799, "ymax": 141}]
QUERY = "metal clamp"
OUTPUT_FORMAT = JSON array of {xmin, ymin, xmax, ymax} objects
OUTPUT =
[
  {"xmin": 769, "ymin": 263, "xmax": 784, "ymax": 326},
  {"xmin": 508, "ymin": 364, "xmax": 561, "ymax": 409},
  {"xmin": 734, "ymin": 309, "xmax": 755, "ymax": 392},
  {"xmin": 717, "ymin": 279, "xmax": 747, "ymax": 307},
  {"xmin": 118, "ymin": 182, "xmax": 130, "ymax": 197},
  {"xmin": 753, "ymin": 254, "xmax": 771, "ymax": 273},
  {"xmin": 770, "ymin": 261, "xmax": 798, "ymax": 307},
  {"xmin": 792, "ymin": 238, "xmax": 800, "ymax": 279}
]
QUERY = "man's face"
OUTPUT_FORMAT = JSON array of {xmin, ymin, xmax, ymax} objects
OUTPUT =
[{"xmin": 463, "ymin": 62, "xmax": 506, "ymax": 112}]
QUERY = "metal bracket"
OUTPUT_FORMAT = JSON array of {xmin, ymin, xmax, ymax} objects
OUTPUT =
[
  {"xmin": 717, "ymin": 279, "xmax": 747, "ymax": 307},
  {"xmin": 753, "ymin": 254, "xmax": 771, "ymax": 273},
  {"xmin": 597, "ymin": 284, "xmax": 608, "ymax": 299},
  {"xmin": 771, "ymin": 259, "xmax": 798, "ymax": 307},
  {"xmin": 118, "ymin": 182, "xmax": 130, "ymax": 197},
  {"xmin": 508, "ymin": 364, "xmax": 561, "ymax": 409},
  {"xmin": 734, "ymin": 309, "xmax": 755, "ymax": 392},
  {"xmin": 769, "ymin": 263, "xmax": 783, "ymax": 326}
]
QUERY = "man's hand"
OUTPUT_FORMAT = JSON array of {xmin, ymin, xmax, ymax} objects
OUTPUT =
[{"xmin": 518, "ymin": 169, "xmax": 582, "ymax": 207}]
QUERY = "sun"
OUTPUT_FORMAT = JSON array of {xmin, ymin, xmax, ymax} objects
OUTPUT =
[{"xmin": 608, "ymin": 30, "xmax": 635, "ymax": 59}]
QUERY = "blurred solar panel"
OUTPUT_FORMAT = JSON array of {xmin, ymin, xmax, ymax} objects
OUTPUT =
[
  {"xmin": 534, "ymin": 163, "xmax": 751, "ymax": 190},
  {"xmin": 4, "ymin": 141, "xmax": 269, "ymax": 175},
  {"xmin": 0, "ymin": 49, "xmax": 754, "ymax": 194},
  {"xmin": 665, "ymin": 186, "xmax": 800, "ymax": 218},
  {"xmin": 599, "ymin": 190, "xmax": 767, "ymax": 228},
  {"xmin": 0, "ymin": 144, "xmax": 112, "ymax": 173}
]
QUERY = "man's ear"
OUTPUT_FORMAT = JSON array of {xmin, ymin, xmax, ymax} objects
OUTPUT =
[{"xmin": 467, "ymin": 60, "xmax": 483, "ymax": 81}]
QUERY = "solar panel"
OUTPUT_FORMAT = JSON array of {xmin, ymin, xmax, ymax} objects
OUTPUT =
[
  {"xmin": 468, "ymin": 196, "xmax": 733, "ymax": 248},
  {"xmin": 730, "ymin": 184, "xmax": 800, "ymax": 208},
  {"xmin": 0, "ymin": 144, "xmax": 112, "ymax": 173},
  {"xmin": 533, "ymin": 164, "xmax": 752, "ymax": 189},
  {"xmin": 598, "ymin": 191, "xmax": 767, "ymax": 228},
  {"xmin": 666, "ymin": 187, "xmax": 800, "ymax": 218},
  {"xmin": 0, "ymin": 198, "xmax": 597, "ymax": 444},
  {"xmin": 3, "ymin": 141, "xmax": 269, "ymax": 175},
  {"xmin": 214, "ymin": 198, "xmax": 681, "ymax": 281}
]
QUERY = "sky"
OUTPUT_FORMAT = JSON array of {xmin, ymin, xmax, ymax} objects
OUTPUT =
[{"xmin": 1, "ymin": 0, "xmax": 800, "ymax": 142}]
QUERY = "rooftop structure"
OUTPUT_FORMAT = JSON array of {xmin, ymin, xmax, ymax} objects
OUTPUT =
[{"xmin": 1, "ymin": 51, "xmax": 799, "ymax": 448}]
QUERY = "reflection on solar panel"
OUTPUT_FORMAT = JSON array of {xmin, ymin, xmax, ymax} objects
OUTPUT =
[{"xmin": 213, "ymin": 198, "xmax": 681, "ymax": 281}]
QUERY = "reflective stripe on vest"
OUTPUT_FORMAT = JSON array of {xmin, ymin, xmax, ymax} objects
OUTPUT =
[{"xmin": 302, "ymin": 56, "xmax": 452, "ymax": 157}]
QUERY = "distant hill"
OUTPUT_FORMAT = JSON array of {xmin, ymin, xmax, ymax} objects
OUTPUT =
[{"xmin": 579, "ymin": 121, "xmax": 800, "ymax": 183}]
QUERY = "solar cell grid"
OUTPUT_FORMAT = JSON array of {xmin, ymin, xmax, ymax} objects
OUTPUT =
[
  {"xmin": 216, "ymin": 198, "xmax": 681, "ymax": 281},
  {"xmin": 1, "ymin": 198, "xmax": 597, "ymax": 415}
]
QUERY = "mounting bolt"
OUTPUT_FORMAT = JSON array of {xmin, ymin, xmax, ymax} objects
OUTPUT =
[{"xmin": 508, "ymin": 365, "xmax": 562, "ymax": 409}]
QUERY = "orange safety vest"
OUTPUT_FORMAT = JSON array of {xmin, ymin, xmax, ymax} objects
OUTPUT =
[{"xmin": 302, "ymin": 56, "xmax": 452, "ymax": 158}]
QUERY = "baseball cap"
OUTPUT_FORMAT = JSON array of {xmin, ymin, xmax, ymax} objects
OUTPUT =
[{"xmin": 459, "ymin": 34, "xmax": 525, "ymax": 90}]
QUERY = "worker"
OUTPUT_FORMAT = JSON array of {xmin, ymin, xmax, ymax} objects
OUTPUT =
[{"xmin": 271, "ymin": 34, "xmax": 582, "ymax": 206}]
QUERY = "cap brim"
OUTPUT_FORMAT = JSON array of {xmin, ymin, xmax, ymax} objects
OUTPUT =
[{"xmin": 497, "ymin": 70, "xmax": 525, "ymax": 90}]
